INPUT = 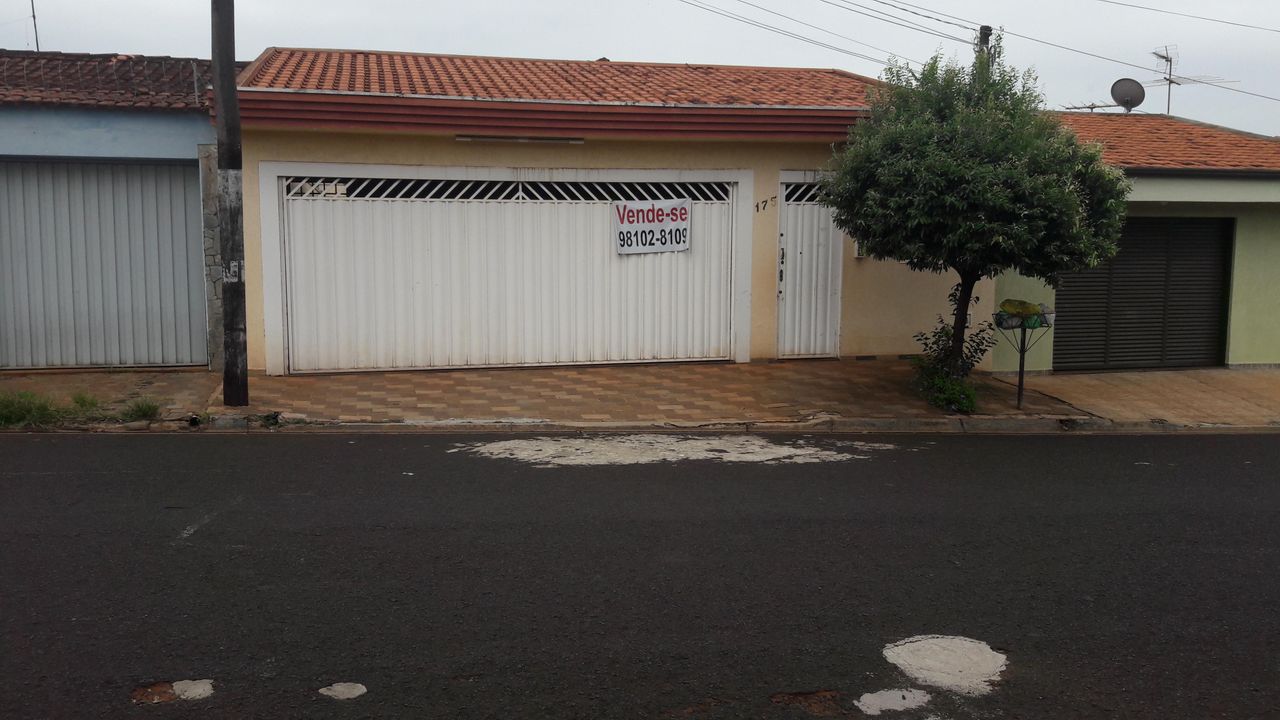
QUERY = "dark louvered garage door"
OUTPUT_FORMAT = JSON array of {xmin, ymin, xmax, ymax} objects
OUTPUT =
[{"xmin": 1053, "ymin": 217, "xmax": 1232, "ymax": 371}]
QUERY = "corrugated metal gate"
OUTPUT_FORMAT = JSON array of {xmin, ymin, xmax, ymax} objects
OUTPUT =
[
  {"xmin": 777, "ymin": 182, "xmax": 842, "ymax": 357},
  {"xmin": 0, "ymin": 160, "xmax": 207, "ymax": 368},
  {"xmin": 1053, "ymin": 217, "xmax": 1232, "ymax": 370},
  {"xmin": 281, "ymin": 176, "xmax": 735, "ymax": 372}
]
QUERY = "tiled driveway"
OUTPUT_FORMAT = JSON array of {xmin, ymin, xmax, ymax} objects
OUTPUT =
[
  {"xmin": 237, "ymin": 359, "xmax": 1069, "ymax": 424},
  {"xmin": 1025, "ymin": 367, "xmax": 1280, "ymax": 426}
]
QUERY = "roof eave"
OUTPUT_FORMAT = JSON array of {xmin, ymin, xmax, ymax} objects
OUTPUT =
[
  {"xmin": 1124, "ymin": 167, "xmax": 1280, "ymax": 180},
  {"xmin": 235, "ymin": 89, "xmax": 865, "ymax": 142},
  {"xmin": 234, "ymin": 86, "xmax": 870, "ymax": 113}
]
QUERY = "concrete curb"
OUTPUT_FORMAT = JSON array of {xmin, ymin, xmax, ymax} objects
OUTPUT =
[{"xmin": 181, "ymin": 412, "xmax": 1280, "ymax": 435}]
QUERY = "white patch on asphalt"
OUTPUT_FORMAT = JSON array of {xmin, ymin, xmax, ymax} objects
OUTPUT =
[
  {"xmin": 171, "ymin": 679, "xmax": 214, "ymax": 701},
  {"xmin": 455, "ymin": 434, "xmax": 883, "ymax": 467},
  {"xmin": 173, "ymin": 495, "xmax": 245, "ymax": 544},
  {"xmin": 882, "ymin": 635, "xmax": 1007, "ymax": 696},
  {"xmin": 401, "ymin": 472, "xmax": 415, "ymax": 476},
  {"xmin": 844, "ymin": 441, "xmax": 899, "ymax": 452},
  {"xmin": 853, "ymin": 688, "xmax": 931, "ymax": 715},
  {"xmin": 318, "ymin": 682, "xmax": 367, "ymax": 700}
]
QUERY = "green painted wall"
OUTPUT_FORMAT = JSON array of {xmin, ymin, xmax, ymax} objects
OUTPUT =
[
  {"xmin": 989, "ymin": 200, "xmax": 1280, "ymax": 372},
  {"xmin": 991, "ymin": 272, "xmax": 1056, "ymax": 372},
  {"xmin": 1128, "ymin": 202, "xmax": 1280, "ymax": 366}
]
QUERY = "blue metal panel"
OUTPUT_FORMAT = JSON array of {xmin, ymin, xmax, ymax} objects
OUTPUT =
[
  {"xmin": 0, "ymin": 160, "xmax": 208, "ymax": 367},
  {"xmin": 0, "ymin": 106, "xmax": 213, "ymax": 160}
]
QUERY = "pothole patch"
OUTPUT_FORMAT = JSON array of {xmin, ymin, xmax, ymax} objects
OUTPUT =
[
  {"xmin": 454, "ymin": 434, "xmax": 884, "ymax": 467},
  {"xmin": 130, "ymin": 683, "xmax": 176, "ymax": 704},
  {"xmin": 172, "ymin": 679, "xmax": 214, "ymax": 700},
  {"xmin": 768, "ymin": 690, "xmax": 844, "ymax": 717},
  {"xmin": 318, "ymin": 682, "xmax": 367, "ymax": 700},
  {"xmin": 882, "ymin": 635, "xmax": 1007, "ymax": 696},
  {"xmin": 130, "ymin": 679, "xmax": 213, "ymax": 704},
  {"xmin": 853, "ymin": 688, "xmax": 931, "ymax": 715}
]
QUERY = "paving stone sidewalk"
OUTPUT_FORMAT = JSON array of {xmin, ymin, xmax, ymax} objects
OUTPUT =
[
  {"xmin": 234, "ymin": 359, "xmax": 1072, "ymax": 426},
  {"xmin": 6, "ymin": 360, "xmax": 1277, "ymax": 431},
  {"xmin": 1025, "ymin": 367, "xmax": 1280, "ymax": 427}
]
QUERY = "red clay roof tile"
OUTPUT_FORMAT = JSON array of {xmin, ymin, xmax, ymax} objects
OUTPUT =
[
  {"xmin": 1058, "ymin": 112, "xmax": 1280, "ymax": 173},
  {"xmin": 239, "ymin": 48, "xmax": 876, "ymax": 109},
  {"xmin": 236, "ymin": 48, "xmax": 1280, "ymax": 171},
  {"xmin": 0, "ymin": 49, "xmax": 213, "ymax": 111}
]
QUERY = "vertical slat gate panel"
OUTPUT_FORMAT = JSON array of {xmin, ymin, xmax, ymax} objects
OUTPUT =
[
  {"xmin": 0, "ymin": 161, "xmax": 206, "ymax": 368},
  {"xmin": 778, "ymin": 183, "xmax": 841, "ymax": 358},
  {"xmin": 0, "ymin": 159, "xmax": 202, "ymax": 366},
  {"xmin": 1054, "ymin": 217, "xmax": 1231, "ymax": 370},
  {"xmin": 281, "ymin": 176, "xmax": 736, "ymax": 371}
]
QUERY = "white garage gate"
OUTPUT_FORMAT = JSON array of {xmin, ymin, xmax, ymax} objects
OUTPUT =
[{"xmin": 276, "ymin": 170, "xmax": 743, "ymax": 372}]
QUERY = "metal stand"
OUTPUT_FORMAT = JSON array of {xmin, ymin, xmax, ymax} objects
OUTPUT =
[{"xmin": 995, "ymin": 324, "xmax": 1051, "ymax": 409}]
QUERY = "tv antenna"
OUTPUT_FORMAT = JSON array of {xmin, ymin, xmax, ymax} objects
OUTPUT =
[
  {"xmin": 1148, "ymin": 45, "xmax": 1238, "ymax": 114},
  {"xmin": 1152, "ymin": 45, "xmax": 1178, "ymax": 114},
  {"xmin": 1063, "ymin": 78, "xmax": 1146, "ymax": 113}
]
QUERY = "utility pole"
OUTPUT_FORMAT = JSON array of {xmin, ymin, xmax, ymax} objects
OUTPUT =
[
  {"xmin": 29, "ymin": 0, "xmax": 39, "ymax": 51},
  {"xmin": 211, "ymin": 0, "xmax": 248, "ymax": 406},
  {"xmin": 977, "ymin": 25, "xmax": 992, "ymax": 55}
]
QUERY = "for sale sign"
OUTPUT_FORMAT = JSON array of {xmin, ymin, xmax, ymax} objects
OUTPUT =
[{"xmin": 612, "ymin": 198, "xmax": 691, "ymax": 254}]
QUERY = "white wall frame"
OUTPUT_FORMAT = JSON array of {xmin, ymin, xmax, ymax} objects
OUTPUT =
[{"xmin": 258, "ymin": 161, "xmax": 754, "ymax": 375}]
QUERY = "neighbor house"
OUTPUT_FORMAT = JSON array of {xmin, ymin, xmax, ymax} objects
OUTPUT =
[
  {"xmin": 0, "ymin": 49, "xmax": 220, "ymax": 370},
  {"xmin": 998, "ymin": 113, "xmax": 1280, "ymax": 372}
]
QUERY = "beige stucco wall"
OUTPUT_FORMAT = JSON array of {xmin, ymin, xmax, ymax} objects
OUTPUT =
[
  {"xmin": 838, "ymin": 253, "xmax": 994, "ymax": 360},
  {"xmin": 242, "ymin": 129, "xmax": 964, "ymax": 371}
]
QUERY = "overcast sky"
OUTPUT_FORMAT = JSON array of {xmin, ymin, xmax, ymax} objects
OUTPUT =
[{"xmin": 3, "ymin": 0, "xmax": 1278, "ymax": 135}]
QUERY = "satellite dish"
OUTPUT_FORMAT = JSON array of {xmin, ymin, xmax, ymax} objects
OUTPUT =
[{"xmin": 1110, "ymin": 78, "xmax": 1146, "ymax": 112}]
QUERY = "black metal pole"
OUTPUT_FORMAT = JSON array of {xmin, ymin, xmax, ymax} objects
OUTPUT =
[
  {"xmin": 212, "ymin": 0, "xmax": 248, "ymax": 406},
  {"xmin": 1017, "ymin": 326, "xmax": 1027, "ymax": 410}
]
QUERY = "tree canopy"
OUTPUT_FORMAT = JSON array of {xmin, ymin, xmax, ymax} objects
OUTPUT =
[{"xmin": 821, "ymin": 38, "xmax": 1131, "ymax": 374}]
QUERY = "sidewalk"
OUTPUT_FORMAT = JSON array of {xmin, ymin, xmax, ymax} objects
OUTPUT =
[
  {"xmin": 1024, "ymin": 367, "xmax": 1280, "ymax": 427},
  {"xmin": 237, "ymin": 359, "xmax": 1075, "ymax": 429},
  {"xmin": 3, "ymin": 359, "xmax": 1278, "ymax": 432}
]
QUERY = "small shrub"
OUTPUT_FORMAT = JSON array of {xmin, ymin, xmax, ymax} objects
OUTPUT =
[
  {"xmin": 911, "ymin": 284, "xmax": 995, "ymax": 414},
  {"xmin": 71, "ymin": 392, "xmax": 101, "ymax": 412},
  {"xmin": 915, "ymin": 361, "xmax": 978, "ymax": 414},
  {"xmin": 120, "ymin": 397, "xmax": 162, "ymax": 423},
  {"xmin": 913, "ymin": 285, "xmax": 998, "ymax": 378},
  {"xmin": 0, "ymin": 391, "xmax": 66, "ymax": 427}
]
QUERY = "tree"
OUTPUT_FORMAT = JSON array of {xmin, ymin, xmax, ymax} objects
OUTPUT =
[{"xmin": 821, "ymin": 38, "xmax": 1130, "ymax": 376}]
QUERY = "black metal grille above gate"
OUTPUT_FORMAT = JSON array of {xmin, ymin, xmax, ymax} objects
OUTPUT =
[
  {"xmin": 1053, "ymin": 217, "xmax": 1233, "ymax": 371},
  {"xmin": 782, "ymin": 182, "xmax": 823, "ymax": 204},
  {"xmin": 283, "ymin": 177, "xmax": 731, "ymax": 202}
]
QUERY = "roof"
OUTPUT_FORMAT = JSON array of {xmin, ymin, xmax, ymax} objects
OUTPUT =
[
  {"xmin": 235, "ymin": 48, "xmax": 875, "ymax": 141},
  {"xmin": 239, "ymin": 47, "xmax": 875, "ymax": 109},
  {"xmin": 1058, "ymin": 112, "xmax": 1280, "ymax": 174},
  {"xmin": 234, "ymin": 47, "xmax": 1280, "ymax": 168},
  {"xmin": 0, "ymin": 49, "xmax": 212, "ymax": 111}
]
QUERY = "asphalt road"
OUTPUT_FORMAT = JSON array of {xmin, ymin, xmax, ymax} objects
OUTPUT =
[{"xmin": 1, "ymin": 432, "xmax": 1277, "ymax": 719}]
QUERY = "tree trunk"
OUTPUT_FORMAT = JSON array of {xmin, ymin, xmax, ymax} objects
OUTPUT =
[{"xmin": 946, "ymin": 273, "xmax": 979, "ymax": 377}]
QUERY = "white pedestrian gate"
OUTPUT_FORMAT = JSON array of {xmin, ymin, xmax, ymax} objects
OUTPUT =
[
  {"xmin": 0, "ymin": 160, "xmax": 207, "ymax": 368},
  {"xmin": 280, "ymin": 175, "xmax": 736, "ymax": 372},
  {"xmin": 777, "ymin": 181, "xmax": 843, "ymax": 357}
]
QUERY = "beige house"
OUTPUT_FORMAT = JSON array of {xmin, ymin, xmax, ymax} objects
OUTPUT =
[{"xmin": 234, "ymin": 48, "xmax": 1280, "ymax": 376}]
